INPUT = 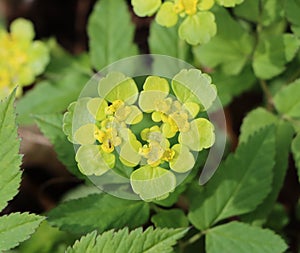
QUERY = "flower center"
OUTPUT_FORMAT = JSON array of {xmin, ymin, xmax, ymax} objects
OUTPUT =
[
  {"xmin": 174, "ymin": 0, "xmax": 198, "ymax": 15},
  {"xmin": 94, "ymin": 126, "xmax": 121, "ymax": 153},
  {"xmin": 105, "ymin": 99, "xmax": 124, "ymax": 115},
  {"xmin": 169, "ymin": 111, "xmax": 190, "ymax": 132},
  {"xmin": 140, "ymin": 141, "xmax": 164, "ymax": 166}
]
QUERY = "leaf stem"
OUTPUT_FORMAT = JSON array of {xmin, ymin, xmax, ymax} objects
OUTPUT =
[
  {"xmin": 149, "ymin": 203, "xmax": 164, "ymax": 213},
  {"xmin": 259, "ymin": 79, "xmax": 274, "ymax": 111},
  {"xmin": 179, "ymin": 230, "xmax": 206, "ymax": 251}
]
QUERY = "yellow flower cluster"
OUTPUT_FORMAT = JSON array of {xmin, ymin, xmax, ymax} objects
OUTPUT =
[{"xmin": 0, "ymin": 18, "xmax": 49, "ymax": 99}]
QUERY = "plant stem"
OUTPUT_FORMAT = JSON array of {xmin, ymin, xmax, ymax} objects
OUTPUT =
[
  {"xmin": 149, "ymin": 203, "xmax": 164, "ymax": 213},
  {"xmin": 179, "ymin": 230, "xmax": 206, "ymax": 251},
  {"xmin": 259, "ymin": 79, "xmax": 274, "ymax": 111}
]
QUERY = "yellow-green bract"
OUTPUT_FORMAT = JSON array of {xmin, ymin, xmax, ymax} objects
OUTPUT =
[
  {"xmin": 131, "ymin": 0, "xmax": 244, "ymax": 45},
  {"xmin": 63, "ymin": 69, "xmax": 217, "ymax": 201}
]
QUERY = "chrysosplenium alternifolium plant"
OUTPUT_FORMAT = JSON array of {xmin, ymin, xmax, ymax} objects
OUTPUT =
[
  {"xmin": 63, "ymin": 69, "xmax": 217, "ymax": 201},
  {"xmin": 0, "ymin": 18, "xmax": 49, "ymax": 99},
  {"xmin": 131, "ymin": 0, "xmax": 244, "ymax": 45}
]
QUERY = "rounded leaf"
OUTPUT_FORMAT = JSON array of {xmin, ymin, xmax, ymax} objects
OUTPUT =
[
  {"xmin": 17, "ymin": 66, "xmax": 35, "ymax": 86},
  {"xmin": 170, "ymin": 144, "xmax": 195, "ymax": 173},
  {"xmin": 72, "ymin": 97, "xmax": 97, "ymax": 139},
  {"xmin": 120, "ymin": 138, "xmax": 142, "ymax": 167},
  {"xmin": 132, "ymin": 0, "xmax": 162, "ymax": 17},
  {"xmin": 179, "ymin": 118, "xmax": 215, "ymax": 151},
  {"xmin": 172, "ymin": 69, "xmax": 217, "ymax": 110},
  {"xmin": 156, "ymin": 2, "xmax": 178, "ymax": 27},
  {"xmin": 198, "ymin": 0, "xmax": 215, "ymax": 10},
  {"xmin": 63, "ymin": 102, "xmax": 76, "ymax": 142},
  {"xmin": 143, "ymin": 76, "xmax": 170, "ymax": 93},
  {"xmin": 125, "ymin": 105, "xmax": 143, "ymax": 125},
  {"xmin": 216, "ymin": 0, "xmax": 244, "ymax": 7},
  {"xmin": 139, "ymin": 91, "xmax": 168, "ymax": 113},
  {"xmin": 28, "ymin": 41, "xmax": 50, "ymax": 75},
  {"xmin": 98, "ymin": 72, "xmax": 138, "ymax": 104},
  {"xmin": 10, "ymin": 18, "xmax": 34, "ymax": 41},
  {"xmin": 74, "ymin": 123, "xmax": 95, "ymax": 145},
  {"xmin": 178, "ymin": 11, "xmax": 216, "ymax": 45},
  {"xmin": 87, "ymin": 98, "xmax": 108, "ymax": 121},
  {"xmin": 75, "ymin": 144, "xmax": 114, "ymax": 176},
  {"xmin": 130, "ymin": 166, "xmax": 176, "ymax": 201}
]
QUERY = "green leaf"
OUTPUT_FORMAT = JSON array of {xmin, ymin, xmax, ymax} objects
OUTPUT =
[
  {"xmin": 151, "ymin": 209, "xmax": 189, "ymax": 228},
  {"xmin": 48, "ymin": 194, "xmax": 150, "ymax": 234},
  {"xmin": 239, "ymin": 107, "xmax": 277, "ymax": 143},
  {"xmin": 0, "ymin": 212, "xmax": 45, "ymax": 252},
  {"xmin": 178, "ymin": 11, "xmax": 217, "ymax": 46},
  {"xmin": 148, "ymin": 21, "xmax": 191, "ymax": 74},
  {"xmin": 66, "ymin": 227, "xmax": 188, "ymax": 253},
  {"xmin": 16, "ymin": 72, "xmax": 90, "ymax": 125},
  {"xmin": 234, "ymin": 0, "xmax": 284, "ymax": 27},
  {"xmin": 265, "ymin": 203, "xmax": 289, "ymax": 231},
  {"xmin": 206, "ymin": 221, "xmax": 287, "ymax": 253},
  {"xmin": 285, "ymin": 0, "xmax": 300, "ymax": 37},
  {"xmin": 130, "ymin": 166, "xmax": 176, "ymax": 201},
  {"xmin": 210, "ymin": 65, "xmax": 256, "ymax": 106},
  {"xmin": 88, "ymin": 0, "xmax": 138, "ymax": 70},
  {"xmin": 131, "ymin": 0, "xmax": 161, "ymax": 17},
  {"xmin": 18, "ymin": 221, "xmax": 73, "ymax": 253},
  {"xmin": 252, "ymin": 34, "xmax": 300, "ymax": 80},
  {"xmin": 273, "ymin": 78, "xmax": 300, "ymax": 119},
  {"xmin": 241, "ymin": 119, "xmax": 294, "ymax": 224},
  {"xmin": 193, "ymin": 7, "xmax": 254, "ymax": 75},
  {"xmin": 34, "ymin": 114, "xmax": 83, "ymax": 178},
  {"xmin": 45, "ymin": 38, "xmax": 92, "ymax": 79},
  {"xmin": 10, "ymin": 18, "xmax": 34, "ymax": 41},
  {"xmin": 0, "ymin": 91, "xmax": 22, "ymax": 212},
  {"xmin": 149, "ymin": 22, "xmax": 189, "ymax": 60},
  {"xmin": 172, "ymin": 69, "xmax": 217, "ymax": 110},
  {"xmin": 292, "ymin": 133, "xmax": 300, "ymax": 183},
  {"xmin": 188, "ymin": 127, "xmax": 276, "ymax": 230}
]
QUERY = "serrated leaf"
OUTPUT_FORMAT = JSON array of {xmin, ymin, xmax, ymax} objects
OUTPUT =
[
  {"xmin": 48, "ymin": 194, "xmax": 150, "ymax": 234},
  {"xmin": 34, "ymin": 114, "xmax": 83, "ymax": 178},
  {"xmin": 253, "ymin": 34, "xmax": 300, "ymax": 80},
  {"xmin": 241, "ymin": 120, "xmax": 294, "ymax": 224},
  {"xmin": 285, "ymin": 0, "xmax": 300, "ymax": 37},
  {"xmin": 66, "ymin": 227, "xmax": 188, "ymax": 253},
  {"xmin": 239, "ymin": 107, "xmax": 277, "ymax": 143},
  {"xmin": 88, "ymin": 0, "xmax": 138, "ymax": 70},
  {"xmin": 292, "ymin": 133, "xmax": 300, "ymax": 183},
  {"xmin": 274, "ymin": 78, "xmax": 300, "ymax": 119},
  {"xmin": 211, "ymin": 65, "xmax": 256, "ymax": 106},
  {"xmin": 16, "ymin": 72, "xmax": 89, "ymax": 125},
  {"xmin": 151, "ymin": 209, "xmax": 189, "ymax": 228},
  {"xmin": 188, "ymin": 127, "xmax": 276, "ymax": 230},
  {"xmin": 0, "ymin": 212, "xmax": 45, "ymax": 252},
  {"xmin": 0, "ymin": 91, "xmax": 22, "ymax": 212},
  {"xmin": 206, "ymin": 221, "xmax": 287, "ymax": 253},
  {"xmin": 18, "ymin": 221, "xmax": 73, "ymax": 253},
  {"xmin": 193, "ymin": 7, "xmax": 254, "ymax": 75}
]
